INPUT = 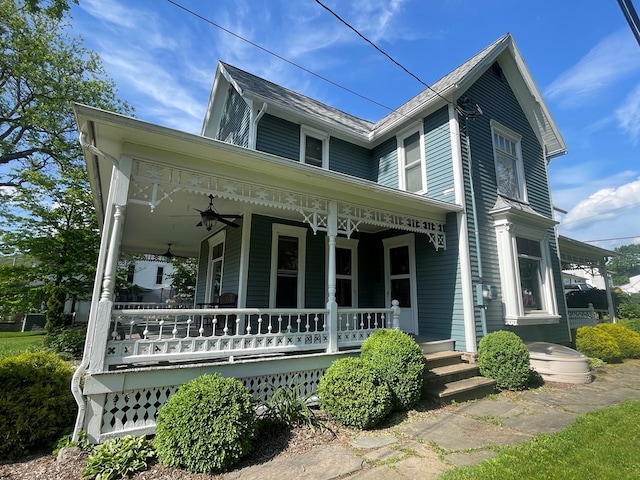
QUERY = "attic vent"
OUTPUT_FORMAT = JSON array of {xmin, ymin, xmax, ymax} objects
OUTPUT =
[{"xmin": 491, "ymin": 62, "xmax": 505, "ymax": 81}]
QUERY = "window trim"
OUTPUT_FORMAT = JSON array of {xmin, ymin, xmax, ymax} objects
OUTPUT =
[
  {"xmin": 269, "ymin": 224, "xmax": 307, "ymax": 308},
  {"xmin": 490, "ymin": 120, "xmax": 527, "ymax": 202},
  {"xmin": 493, "ymin": 217, "xmax": 560, "ymax": 326},
  {"xmin": 300, "ymin": 125, "xmax": 329, "ymax": 169},
  {"xmin": 396, "ymin": 122, "xmax": 427, "ymax": 194}
]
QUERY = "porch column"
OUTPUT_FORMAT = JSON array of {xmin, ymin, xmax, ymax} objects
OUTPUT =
[
  {"xmin": 599, "ymin": 261, "xmax": 617, "ymax": 322},
  {"xmin": 326, "ymin": 201, "xmax": 338, "ymax": 353}
]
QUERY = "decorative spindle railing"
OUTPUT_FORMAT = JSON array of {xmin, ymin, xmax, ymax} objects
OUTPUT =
[{"xmin": 104, "ymin": 306, "xmax": 395, "ymax": 366}]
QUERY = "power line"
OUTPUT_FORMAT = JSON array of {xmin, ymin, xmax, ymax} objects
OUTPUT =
[
  {"xmin": 560, "ymin": 201, "xmax": 640, "ymax": 225},
  {"xmin": 166, "ymin": 0, "xmax": 397, "ymax": 115},
  {"xmin": 617, "ymin": 0, "xmax": 640, "ymax": 46},
  {"xmin": 583, "ymin": 235, "xmax": 640, "ymax": 243}
]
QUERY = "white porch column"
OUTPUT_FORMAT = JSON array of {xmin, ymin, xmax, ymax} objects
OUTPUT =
[
  {"xmin": 326, "ymin": 200, "xmax": 338, "ymax": 353},
  {"xmin": 599, "ymin": 261, "xmax": 617, "ymax": 323}
]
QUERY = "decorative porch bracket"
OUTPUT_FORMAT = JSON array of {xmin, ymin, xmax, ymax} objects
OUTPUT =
[{"xmin": 128, "ymin": 159, "xmax": 447, "ymax": 249}]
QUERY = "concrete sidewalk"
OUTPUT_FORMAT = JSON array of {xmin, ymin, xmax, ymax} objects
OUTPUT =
[{"xmin": 225, "ymin": 360, "xmax": 640, "ymax": 480}]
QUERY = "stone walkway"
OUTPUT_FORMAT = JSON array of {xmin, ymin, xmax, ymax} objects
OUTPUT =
[{"xmin": 225, "ymin": 360, "xmax": 640, "ymax": 479}]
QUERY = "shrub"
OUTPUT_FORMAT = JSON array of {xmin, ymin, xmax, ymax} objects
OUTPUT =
[
  {"xmin": 154, "ymin": 374, "xmax": 257, "ymax": 473},
  {"xmin": 318, "ymin": 357, "xmax": 392, "ymax": 429},
  {"xmin": 83, "ymin": 435, "xmax": 155, "ymax": 480},
  {"xmin": 477, "ymin": 331, "xmax": 530, "ymax": 391},
  {"xmin": 360, "ymin": 328, "xmax": 425, "ymax": 410},
  {"xmin": 619, "ymin": 318, "xmax": 640, "ymax": 335},
  {"xmin": 260, "ymin": 377, "xmax": 318, "ymax": 430},
  {"xmin": 575, "ymin": 326, "xmax": 622, "ymax": 363},
  {"xmin": 617, "ymin": 302, "xmax": 640, "ymax": 320},
  {"xmin": 0, "ymin": 351, "xmax": 76, "ymax": 459},
  {"xmin": 44, "ymin": 327, "xmax": 86, "ymax": 359},
  {"xmin": 595, "ymin": 323, "xmax": 640, "ymax": 358}
]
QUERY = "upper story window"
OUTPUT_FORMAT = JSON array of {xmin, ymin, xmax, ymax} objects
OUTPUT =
[
  {"xmin": 397, "ymin": 124, "xmax": 426, "ymax": 194},
  {"xmin": 300, "ymin": 126, "xmax": 329, "ymax": 168},
  {"xmin": 491, "ymin": 120, "xmax": 525, "ymax": 201}
]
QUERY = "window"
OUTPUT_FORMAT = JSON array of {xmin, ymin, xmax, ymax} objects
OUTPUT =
[
  {"xmin": 517, "ymin": 237, "xmax": 543, "ymax": 311},
  {"xmin": 300, "ymin": 126, "xmax": 328, "ymax": 168},
  {"xmin": 397, "ymin": 124, "xmax": 426, "ymax": 193},
  {"xmin": 155, "ymin": 266, "xmax": 164, "ymax": 285},
  {"xmin": 205, "ymin": 231, "xmax": 225, "ymax": 303},
  {"xmin": 126, "ymin": 264, "xmax": 135, "ymax": 284},
  {"xmin": 270, "ymin": 224, "xmax": 307, "ymax": 308},
  {"xmin": 327, "ymin": 237, "xmax": 359, "ymax": 308},
  {"xmin": 492, "ymin": 211, "xmax": 560, "ymax": 325},
  {"xmin": 491, "ymin": 120, "xmax": 525, "ymax": 201}
]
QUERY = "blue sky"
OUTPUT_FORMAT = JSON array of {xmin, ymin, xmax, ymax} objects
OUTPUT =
[{"xmin": 69, "ymin": 0, "xmax": 640, "ymax": 250}]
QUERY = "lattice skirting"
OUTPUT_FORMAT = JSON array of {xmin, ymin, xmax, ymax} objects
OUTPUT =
[{"xmin": 98, "ymin": 368, "xmax": 326, "ymax": 439}]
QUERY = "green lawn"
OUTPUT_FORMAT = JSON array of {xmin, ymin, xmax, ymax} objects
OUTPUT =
[
  {"xmin": 0, "ymin": 331, "xmax": 45, "ymax": 359},
  {"xmin": 440, "ymin": 399, "xmax": 640, "ymax": 480}
]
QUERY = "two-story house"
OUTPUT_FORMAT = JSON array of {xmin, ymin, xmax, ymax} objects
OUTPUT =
[{"xmin": 71, "ymin": 33, "xmax": 613, "ymax": 443}]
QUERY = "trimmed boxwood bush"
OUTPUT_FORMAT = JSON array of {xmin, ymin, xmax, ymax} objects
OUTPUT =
[
  {"xmin": 478, "ymin": 331, "xmax": 530, "ymax": 391},
  {"xmin": 318, "ymin": 357, "xmax": 392, "ymax": 429},
  {"xmin": 595, "ymin": 323, "xmax": 640, "ymax": 358},
  {"xmin": 0, "ymin": 351, "xmax": 76, "ymax": 460},
  {"xmin": 360, "ymin": 328, "xmax": 425, "ymax": 410},
  {"xmin": 154, "ymin": 374, "xmax": 257, "ymax": 473},
  {"xmin": 575, "ymin": 326, "xmax": 622, "ymax": 363}
]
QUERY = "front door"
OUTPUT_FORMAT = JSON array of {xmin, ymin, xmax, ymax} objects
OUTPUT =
[{"xmin": 383, "ymin": 234, "xmax": 418, "ymax": 333}]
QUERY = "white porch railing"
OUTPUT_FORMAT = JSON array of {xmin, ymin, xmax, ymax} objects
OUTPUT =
[
  {"xmin": 567, "ymin": 303, "xmax": 609, "ymax": 329},
  {"xmin": 105, "ymin": 306, "xmax": 395, "ymax": 366}
]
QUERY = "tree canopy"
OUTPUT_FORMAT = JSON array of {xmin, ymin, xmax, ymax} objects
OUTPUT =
[
  {"xmin": 0, "ymin": 0, "xmax": 130, "ymax": 324},
  {"xmin": 0, "ymin": 0, "xmax": 131, "ymax": 187},
  {"xmin": 609, "ymin": 244, "xmax": 640, "ymax": 286}
]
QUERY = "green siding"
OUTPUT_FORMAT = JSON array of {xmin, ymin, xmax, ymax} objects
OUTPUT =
[
  {"xmin": 329, "ymin": 137, "xmax": 372, "ymax": 180},
  {"xmin": 371, "ymin": 137, "xmax": 398, "ymax": 187},
  {"xmin": 305, "ymin": 232, "xmax": 326, "ymax": 308},
  {"xmin": 423, "ymin": 107, "xmax": 455, "ymax": 203},
  {"xmin": 461, "ymin": 63, "xmax": 570, "ymax": 345},
  {"xmin": 217, "ymin": 85, "xmax": 250, "ymax": 147},
  {"xmin": 256, "ymin": 114, "xmax": 300, "ymax": 161},
  {"xmin": 221, "ymin": 224, "xmax": 242, "ymax": 295}
]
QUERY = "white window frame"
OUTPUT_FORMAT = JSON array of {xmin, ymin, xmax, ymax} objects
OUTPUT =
[
  {"xmin": 270, "ymin": 224, "xmax": 307, "ymax": 308},
  {"xmin": 494, "ymin": 219, "xmax": 560, "ymax": 326},
  {"xmin": 300, "ymin": 125, "xmax": 329, "ymax": 169},
  {"xmin": 326, "ymin": 236, "xmax": 359, "ymax": 308},
  {"xmin": 490, "ymin": 120, "xmax": 527, "ymax": 202},
  {"xmin": 205, "ymin": 231, "xmax": 226, "ymax": 303},
  {"xmin": 396, "ymin": 122, "xmax": 427, "ymax": 194}
]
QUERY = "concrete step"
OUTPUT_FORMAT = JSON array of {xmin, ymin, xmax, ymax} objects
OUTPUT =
[
  {"xmin": 423, "ymin": 350, "xmax": 464, "ymax": 369},
  {"xmin": 424, "ymin": 362, "xmax": 480, "ymax": 387},
  {"xmin": 426, "ymin": 376, "xmax": 497, "ymax": 405}
]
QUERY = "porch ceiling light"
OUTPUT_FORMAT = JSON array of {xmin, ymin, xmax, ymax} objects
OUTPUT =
[{"xmin": 195, "ymin": 194, "xmax": 242, "ymax": 230}]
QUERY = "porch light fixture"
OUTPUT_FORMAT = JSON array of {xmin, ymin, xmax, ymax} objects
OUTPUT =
[{"xmin": 195, "ymin": 194, "xmax": 242, "ymax": 230}]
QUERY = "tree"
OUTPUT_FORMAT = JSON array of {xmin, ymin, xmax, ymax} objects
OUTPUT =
[
  {"xmin": 1, "ymin": 164, "xmax": 100, "ymax": 330},
  {"xmin": 0, "ymin": 0, "xmax": 131, "ymax": 326},
  {"xmin": 0, "ymin": 0, "xmax": 131, "ymax": 187},
  {"xmin": 167, "ymin": 258, "xmax": 197, "ymax": 304},
  {"xmin": 608, "ymin": 244, "xmax": 640, "ymax": 285}
]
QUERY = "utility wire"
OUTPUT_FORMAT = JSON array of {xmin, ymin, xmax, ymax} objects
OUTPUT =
[
  {"xmin": 166, "ymin": 0, "xmax": 397, "ymax": 115},
  {"xmin": 617, "ymin": 0, "xmax": 640, "ymax": 47},
  {"xmin": 560, "ymin": 201, "xmax": 640, "ymax": 225},
  {"xmin": 583, "ymin": 235, "xmax": 640, "ymax": 243},
  {"xmin": 313, "ymin": 0, "xmax": 481, "ymax": 119}
]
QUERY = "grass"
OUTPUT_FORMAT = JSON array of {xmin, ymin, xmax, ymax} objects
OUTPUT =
[
  {"xmin": 439, "ymin": 399, "xmax": 640, "ymax": 480},
  {"xmin": 0, "ymin": 331, "xmax": 46, "ymax": 359}
]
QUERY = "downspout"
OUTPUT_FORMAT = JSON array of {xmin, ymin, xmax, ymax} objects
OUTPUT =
[
  {"xmin": 248, "ymin": 102, "xmax": 267, "ymax": 150},
  {"xmin": 462, "ymin": 115, "xmax": 488, "ymax": 337}
]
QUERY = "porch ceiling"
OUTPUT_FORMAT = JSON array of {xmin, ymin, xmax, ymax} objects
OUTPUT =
[
  {"xmin": 75, "ymin": 104, "xmax": 461, "ymax": 258},
  {"xmin": 558, "ymin": 235, "xmax": 617, "ymax": 267}
]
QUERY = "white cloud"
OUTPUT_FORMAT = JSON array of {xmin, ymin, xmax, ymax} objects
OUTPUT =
[
  {"xmin": 560, "ymin": 178, "xmax": 640, "ymax": 234},
  {"xmin": 545, "ymin": 29, "xmax": 640, "ymax": 108},
  {"xmin": 616, "ymin": 82, "xmax": 640, "ymax": 143}
]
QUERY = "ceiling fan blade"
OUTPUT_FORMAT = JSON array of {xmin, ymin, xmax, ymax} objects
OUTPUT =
[
  {"xmin": 219, "ymin": 214, "xmax": 243, "ymax": 219},
  {"xmin": 217, "ymin": 216, "xmax": 240, "ymax": 227}
]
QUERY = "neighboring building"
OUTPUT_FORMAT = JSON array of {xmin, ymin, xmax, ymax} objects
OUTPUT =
[
  {"xmin": 620, "ymin": 274, "xmax": 640, "ymax": 294},
  {"xmin": 116, "ymin": 258, "xmax": 177, "ymax": 304},
  {"xmin": 72, "ymin": 33, "xmax": 614, "ymax": 442}
]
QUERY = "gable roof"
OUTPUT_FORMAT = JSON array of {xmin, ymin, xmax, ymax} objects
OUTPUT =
[{"xmin": 212, "ymin": 33, "xmax": 566, "ymax": 157}]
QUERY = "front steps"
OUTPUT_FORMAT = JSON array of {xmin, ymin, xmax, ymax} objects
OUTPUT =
[{"xmin": 421, "ymin": 349, "xmax": 496, "ymax": 405}]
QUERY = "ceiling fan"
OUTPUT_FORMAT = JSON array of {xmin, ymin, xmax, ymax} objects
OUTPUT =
[
  {"xmin": 159, "ymin": 243, "xmax": 186, "ymax": 260},
  {"xmin": 196, "ymin": 194, "xmax": 242, "ymax": 230}
]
